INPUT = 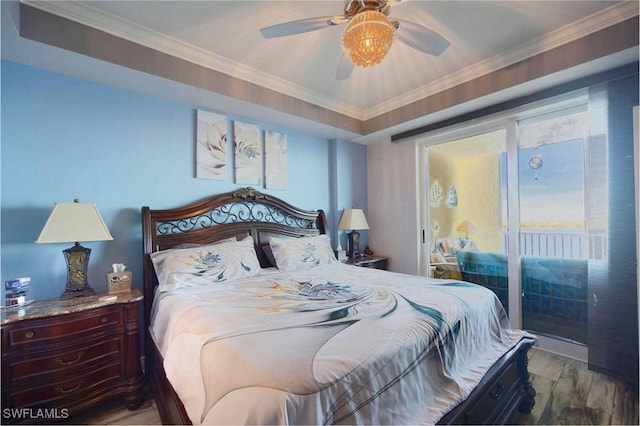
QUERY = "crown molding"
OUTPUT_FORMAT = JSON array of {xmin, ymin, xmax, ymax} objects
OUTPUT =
[
  {"xmin": 365, "ymin": 1, "xmax": 639, "ymax": 119},
  {"xmin": 24, "ymin": 1, "xmax": 638, "ymax": 122},
  {"xmin": 24, "ymin": 0, "xmax": 367, "ymax": 119}
]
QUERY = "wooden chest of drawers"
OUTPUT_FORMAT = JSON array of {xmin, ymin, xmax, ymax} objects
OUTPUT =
[{"xmin": 1, "ymin": 290, "xmax": 144, "ymax": 424}]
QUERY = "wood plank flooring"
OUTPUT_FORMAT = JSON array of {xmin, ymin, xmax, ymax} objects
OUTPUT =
[
  {"xmin": 514, "ymin": 348, "xmax": 639, "ymax": 425},
  {"xmin": 72, "ymin": 348, "xmax": 638, "ymax": 425},
  {"xmin": 65, "ymin": 391, "xmax": 161, "ymax": 425}
]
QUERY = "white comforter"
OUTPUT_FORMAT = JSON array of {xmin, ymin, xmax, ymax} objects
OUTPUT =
[{"xmin": 150, "ymin": 263, "xmax": 525, "ymax": 425}]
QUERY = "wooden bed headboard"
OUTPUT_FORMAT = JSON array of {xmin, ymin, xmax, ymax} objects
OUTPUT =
[{"xmin": 141, "ymin": 187, "xmax": 327, "ymax": 328}]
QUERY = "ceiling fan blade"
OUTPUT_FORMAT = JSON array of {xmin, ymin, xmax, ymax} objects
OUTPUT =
[
  {"xmin": 328, "ymin": 16, "xmax": 350, "ymax": 25},
  {"xmin": 336, "ymin": 53, "xmax": 355, "ymax": 80},
  {"xmin": 394, "ymin": 18, "xmax": 450, "ymax": 56},
  {"xmin": 260, "ymin": 16, "xmax": 344, "ymax": 38}
]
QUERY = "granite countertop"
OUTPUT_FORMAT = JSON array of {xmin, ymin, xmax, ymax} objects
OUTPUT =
[{"xmin": 0, "ymin": 288, "xmax": 143, "ymax": 325}]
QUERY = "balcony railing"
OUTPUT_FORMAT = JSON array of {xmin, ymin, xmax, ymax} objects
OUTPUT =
[{"xmin": 501, "ymin": 229, "xmax": 607, "ymax": 260}]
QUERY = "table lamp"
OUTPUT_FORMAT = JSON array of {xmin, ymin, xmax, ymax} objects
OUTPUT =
[
  {"xmin": 36, "ymin": 200, "xmax": 113, "ymax": 299},
  {"xmin": 338, "ymin": 209, "xmax": 369, "ymax": 258},
  {"xmin": 456, "ymin": 220, "xmax": 476, "ymax": 244}
]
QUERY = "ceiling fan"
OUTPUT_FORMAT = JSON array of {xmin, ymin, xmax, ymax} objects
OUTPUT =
[{"xmin": 260, "ymin": 0, "xmax": 450, "ymax": 80}]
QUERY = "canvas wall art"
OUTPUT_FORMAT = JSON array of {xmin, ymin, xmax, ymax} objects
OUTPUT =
[
  {"xmin": 195, "ymin": 109, "xmax": 288, "ymax": 189},
  {"xmin": 234, "ymin": 121, "xmax": 261, "ymax": 185},
  {"xmin": 264, "ymin": 130, "xmax": 288, "ymax": 190},
  {"xmin": 196, "ymin": 110, "xmax": 228, "ymax": 180}
]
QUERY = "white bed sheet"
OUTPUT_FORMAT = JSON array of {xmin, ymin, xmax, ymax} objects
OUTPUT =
[{"xmin": 150, "ymin": 263, "xmax": 526, "ymax": 425}]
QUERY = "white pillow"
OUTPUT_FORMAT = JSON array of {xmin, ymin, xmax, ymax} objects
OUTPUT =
[
  {"xmin": 269, "ymin": 234, "xmax": 336, "ymax": 271},
  {"xmin": 151, "ymin": 236, "xmax": 261, "ymax": 291}
]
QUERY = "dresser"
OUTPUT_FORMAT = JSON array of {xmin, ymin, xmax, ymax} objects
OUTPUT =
[{"xmin": 1, "ymin": 290, "xmax": 144, "ymax": 424}]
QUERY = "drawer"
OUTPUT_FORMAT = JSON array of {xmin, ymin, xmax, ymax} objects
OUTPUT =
[
  {"xmin": 467, "ymin": 358, "xmax": 519, "ymax": 424},
  {"xmin": 4, "ymin": 336, "xmax": 123, "ymax": 385},
  {"xmin": 4, "ymin": 361, "xmax": 123, "ymax": 409},
  {"xmin": 3, "ymin": 306, "xmax": 123, "ymax": 352}
]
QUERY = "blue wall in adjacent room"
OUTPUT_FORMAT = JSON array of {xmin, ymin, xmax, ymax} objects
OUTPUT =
[{"xmin": 1, "ymin": 60, "xmax": 367, "ymax": 301}]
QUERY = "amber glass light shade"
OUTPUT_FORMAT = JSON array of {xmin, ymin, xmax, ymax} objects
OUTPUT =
[{"xmin": 341, "ymin": 11, "xmax": 395, "ymax": 67}]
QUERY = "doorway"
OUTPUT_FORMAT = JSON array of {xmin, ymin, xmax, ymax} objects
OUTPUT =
[{"xmin": 426, "ymin": 130, "xmax": 509, "ymax": 311}]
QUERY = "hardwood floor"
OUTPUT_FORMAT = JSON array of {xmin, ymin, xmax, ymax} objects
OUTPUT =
[
  {"xmin": 66, "ymin": 391, "xmax": 161, "ymax": 425},
  {"xmin": 73, "ymin": 348, "xmax": 638, "ymax": 425},
  {"xmin": 514, "ymin": 348, "xmax": 639, "ymax": 425}
]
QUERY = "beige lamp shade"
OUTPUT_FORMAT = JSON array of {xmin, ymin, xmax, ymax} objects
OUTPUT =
[
  {"xmin": 338, "ymin": 209, "xmax": 370, "ymax": 231},
  {"xmin": 36, "ymin": 202, "xmax": 113, "ymax": 244},
  {"xmin": 456, "ymin": 220, "xmax": 476, "ymax": 236}
]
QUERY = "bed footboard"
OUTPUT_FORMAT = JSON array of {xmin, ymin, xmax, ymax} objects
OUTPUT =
[
  {"xmin": 437, "ymin": 336, "xmax": 536, "ymax": 425},
  {"xmin": 147, "ymin": 335, "xmax": 536, "ymax": 425}
]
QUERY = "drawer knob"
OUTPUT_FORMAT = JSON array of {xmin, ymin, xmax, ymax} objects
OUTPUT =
[
  {"xmin": 490, "ymin": 382, "xmax": 505, "ymax": 401},
  {"xmin": 101, "ymin": 317, "xmax": 108, "ymax": 323},
  {"xmin": 24, "ymin": 331, "xmax": 34, "ymax": 339},
  {"xmin": 56, "ymin": 351, "xmax": 85, "ymax": 366}
]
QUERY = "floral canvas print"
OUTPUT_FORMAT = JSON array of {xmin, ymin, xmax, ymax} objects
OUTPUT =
[
  {"xmin": 234, "ymin": 121, "xmax": 261, "ymax": 185},
  {"xmin": 196, "ymin": 110, "xmax": 227, "ymax": 180},
  {"xmin": 265, "ymin": 130, "xmax": 287, "ymax": 190}
]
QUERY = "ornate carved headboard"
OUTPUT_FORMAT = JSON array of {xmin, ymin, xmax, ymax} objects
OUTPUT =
[{"xmin": 141, "ymin": 187, "xmax": 327, "ymax": 327}]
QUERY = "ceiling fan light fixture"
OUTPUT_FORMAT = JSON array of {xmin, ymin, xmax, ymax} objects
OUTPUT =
[{"xmin": 341, "ymin": 10, "xmax": 395, "ymax": 68}]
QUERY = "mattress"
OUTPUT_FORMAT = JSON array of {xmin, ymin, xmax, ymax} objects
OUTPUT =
[{"xmin": 150, "ymin": 263, "xmax": 526, "ymax": 425}]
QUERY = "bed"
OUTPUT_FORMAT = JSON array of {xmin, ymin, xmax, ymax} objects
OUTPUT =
[{"xmin": 142, "ymin": 187, "xmax": 536, "ymax": 425}]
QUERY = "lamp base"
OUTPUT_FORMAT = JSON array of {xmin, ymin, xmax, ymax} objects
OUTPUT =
[
  {"xmin": 60, "ymin": 286, "xmax": 96, "ymax": 299},
  {"xmin": 61, "ymin": 243, "xmax": 96, "ymax": 300},
  {"xmin": 347, "ymin": 230, "xmax": 361, "ymax": 258}
]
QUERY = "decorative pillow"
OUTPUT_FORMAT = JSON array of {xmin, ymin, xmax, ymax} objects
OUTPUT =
[
  {"xmin": 151, "ymin": 236, "xmax": 261, "ymax": 291},
  {"xmin": 269, "ymin": 234, "xmax": 336, "ymax": 271}
]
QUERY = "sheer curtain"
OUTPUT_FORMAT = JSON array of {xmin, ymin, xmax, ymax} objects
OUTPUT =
[{"xmin": 586, "ymin": 75, "xmax": 638, "ymax": 384}]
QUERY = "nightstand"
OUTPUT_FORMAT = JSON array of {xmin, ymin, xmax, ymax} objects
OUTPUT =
[
  {"xmin": 345, "ymin": 255, "xmax": 389, "ymax": 270},
  {"xmin": 1, "ymin": 289, "xmax": 144, "ymax": 424}
]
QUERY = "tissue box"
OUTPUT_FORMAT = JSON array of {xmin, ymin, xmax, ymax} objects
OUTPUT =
[
  {"xmin": 106, "ymin": 271, "xmax": 132, "ymax": 295},
  {"xmin": 336, "ymin": 249, "xmax": 347, "ymax": 262}
]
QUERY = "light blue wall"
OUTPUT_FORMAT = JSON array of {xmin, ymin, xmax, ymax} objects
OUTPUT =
[
  {"xmin": 1, "ymin": 60, "xmax": 367, "ymax": 301},
  {"xmin": 334, "ymin": 139, "xmax": 369, "ymax": 251}
]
